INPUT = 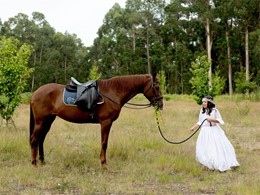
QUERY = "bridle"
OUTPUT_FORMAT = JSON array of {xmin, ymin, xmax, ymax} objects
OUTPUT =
[
  {"xmin": 125, "ymin": 76, "xmax": 163, "ymax": 109},
  {"xmin": 99, "ymin": 76, "xmax": 163, "ymax": 109}
]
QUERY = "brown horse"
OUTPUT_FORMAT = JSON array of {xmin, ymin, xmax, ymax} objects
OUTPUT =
[{"xmin": 30, "ymin": 74, "xmax": 163, "ymax": 166}]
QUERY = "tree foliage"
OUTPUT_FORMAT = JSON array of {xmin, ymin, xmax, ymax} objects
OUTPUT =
[
  {"xmin": 234, "ymin": 70, "xmax": 257, "ymax": 93},
  {"xmin": 0, "ymin": 36, "xmax": 33, "ymax": 122},
  {"xmin": 87, "ymin": 62, "xmax": 102, "ymax": 80},
  {"xmin": 189, "ymin": 56, "xmax": 225, "ymax": 104},
  {"xmin": 0, "ymin": 0, "xmax": 259, "ymax": 97}
]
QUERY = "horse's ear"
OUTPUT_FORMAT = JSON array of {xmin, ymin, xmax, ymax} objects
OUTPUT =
[{"xmin": 152, "ymin": 72, "xmax": 158, "ymax": 81}]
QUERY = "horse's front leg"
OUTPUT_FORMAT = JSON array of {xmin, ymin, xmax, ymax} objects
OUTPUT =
[{"xmin": 100, "ymin": 121, "xmax": 112, "ymax": 166}]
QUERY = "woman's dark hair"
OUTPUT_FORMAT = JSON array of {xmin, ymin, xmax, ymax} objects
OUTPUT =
[{"xmin": 202, "ymin": 96, "xmax": 215, "ymax": 115}]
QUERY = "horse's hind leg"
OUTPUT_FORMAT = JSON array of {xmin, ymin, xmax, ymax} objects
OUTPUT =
[
  {"xmin": 38, "ymin": 115, "xmax": 56, "ymax": 164},
  {"xmin": 30, "ymin": 123, "xmax": 43, "ymax": 166}
]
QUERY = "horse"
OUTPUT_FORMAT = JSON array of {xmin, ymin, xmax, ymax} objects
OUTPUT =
[{"xmin": 29, "ymin": 74, "xmax": 163, "ymax": 166}]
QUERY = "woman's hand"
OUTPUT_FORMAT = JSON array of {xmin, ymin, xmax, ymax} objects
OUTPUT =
[
  {"xmin": 190, "ymin": 124, "xmax": 199, "ymax": 131},
  {"xmin": 207, "ymin": 118, "xmax": 219, "ymax": 123}
]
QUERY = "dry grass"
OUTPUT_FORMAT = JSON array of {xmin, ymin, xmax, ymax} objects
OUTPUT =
[{"xmin": 0, "ymin": 96, "xmax": 259, "ymax": 194}]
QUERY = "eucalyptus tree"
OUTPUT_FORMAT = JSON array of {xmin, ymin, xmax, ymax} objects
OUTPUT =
[
  {"xmin": 213, "ymin": 0, "xmax": 236, "ymax": 95},
  {"xmin": 28, "ymin": 12, "xmax": 55, "ymax": 91},
  {"xmin": 163, "ymin": 0, "xmax": 197, "ymax": 93},
  {"xmin": 0, "ymin": 13, "xmax": 33, "ymax": 43},
  {"xmin": 183, "ymin": 0, "xmax": 217, "ymax": 89},
  {"xmin": 93, "ymin": 3, "xmax": 126, "ymax": 77},
  {"xmin": 0, "ymin": 12, "xmax": 89, "ymax": 90},
  {"xmin": 45, "ymin": 32, "xmax": 81, "ymax": 84},
  {"xmin": 0, "ymin": 12, "xmax": 55, "ymax": 91},
  {"xmin": 232, "ymin": 0, "xmax": 259, "ymax": 93},
  {"xmin": 125, "ymin": 0, "xmax": 167, "ymax": 74}
]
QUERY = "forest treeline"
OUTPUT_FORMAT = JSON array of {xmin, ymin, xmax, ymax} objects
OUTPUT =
[{"xmin": 0, "ymin": 0, "xmax": 259, "ymax": 94}]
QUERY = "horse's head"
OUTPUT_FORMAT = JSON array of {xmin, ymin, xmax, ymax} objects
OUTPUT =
[{"xmin": 143, "ymin": 73, "xmax": 163, "ymax": 110}]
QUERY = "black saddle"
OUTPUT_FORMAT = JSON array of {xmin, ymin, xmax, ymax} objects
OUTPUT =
[
  {"xmin": 66, "ymin": 77, "xmax": 103, "ymax": 110},
  {"xmin": 66, "ymin": 77, "xmax": 95, "ymax": 92}
]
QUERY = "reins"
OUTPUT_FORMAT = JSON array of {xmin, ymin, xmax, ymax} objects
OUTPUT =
[
  {"xmin": 124, "ymin": 102, "xmax": 152, "ymax": 109},
  {"xmin": 101, "ymin": 89, "xmax": 203, "ymax": 143},
  {"xmin": 155, "ymin": 109, "xmax": 207, "ymax": 144},
  {"xmin": 124, "ymin": 96, "xmax": 163, "ymax": 109},
  {"xmin": 98, "ymin": 91, "xmax": 154, "ymax": 109},
  {"xmin": 99, "ymin": 88, "xmax": 202, "ymax": 143}
]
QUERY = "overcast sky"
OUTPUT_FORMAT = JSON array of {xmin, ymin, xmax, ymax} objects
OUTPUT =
[{"xmin": 0, "ymin": 0, "xmax": 126, "ymax": 46}]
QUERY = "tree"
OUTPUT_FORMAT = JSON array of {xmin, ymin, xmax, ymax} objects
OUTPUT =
[
  {"xmin": 87, "ymin": 62, "xmax": 102, "ymax": 80},
  {"xmin": 189, "ymin": 55, "xmax": 225, "ymax": 104},
  {"xmin": 0, "ymin": 12, "xmax": 88, "ymax": 91},
  {"xmin": 234, "ymin": 69, "xmax": 256, "ymax": 93},
  {"xmin": 214, "ymin": 0, "xmax": 236, "ymax": 96},
  {"xmin": 125, "ymin": 0, "xmax": 166, "ymax": 74},
  {"xmin": 158, "ymin": 70, "xmax": 167, "ymax": 94},
  {"xmin": 233, "ymin": 0, "xmax": 259, "ymax": 94},
  {"xmin": 184, "ymin": 0, "xmax": 216, "ymax": 89},
  {"xmin": 0, "ymin": 36, "xmax": 34, "ymax": 126}
]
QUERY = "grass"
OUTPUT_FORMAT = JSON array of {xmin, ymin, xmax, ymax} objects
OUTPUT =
[{"xmin": 0, "ymin": 95, "xmax": 260, "ymax": 194}]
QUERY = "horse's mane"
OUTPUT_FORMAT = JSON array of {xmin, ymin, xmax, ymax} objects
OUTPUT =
[{"xmin": 99, "ymin": 74, "xmax": 150, "ymax": 92}]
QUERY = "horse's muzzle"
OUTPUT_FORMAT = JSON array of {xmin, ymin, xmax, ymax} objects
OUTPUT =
[{"xmin": 153, "ymin": 96, "xmax": 163, "ymax": 110}]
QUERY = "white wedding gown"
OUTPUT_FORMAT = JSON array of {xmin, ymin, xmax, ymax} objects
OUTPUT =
[{"xmin": 196, "ymin": 108, "xmax": 240, "ymax": 172}]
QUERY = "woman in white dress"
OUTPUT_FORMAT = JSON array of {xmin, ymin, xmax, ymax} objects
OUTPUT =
[{"xmin": 189, "ymin": 96, "xmax": 240, "ymax": 172}]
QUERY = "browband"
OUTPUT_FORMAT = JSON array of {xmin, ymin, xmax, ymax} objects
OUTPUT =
[{"xmin": 202, "ymin": 97, "xmax": 214, "ymax": 103}]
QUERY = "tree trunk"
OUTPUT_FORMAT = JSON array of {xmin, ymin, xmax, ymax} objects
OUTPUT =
[
  {"xmin": 245, "ymin": 17, "xmax": 249, "ymax": 95},
  {"xmin": 206, "ymin": 17, "xmax": 212, "ymax": 89},
  {"xmin": 245, "ymin": 18, "xmax": 249, "ymax": 82},
  {"xmin": 132, "ymin": 27, "xmax": 136, "ymax": 53},
  {"xmin": 31, "ymin": 52, "xmax": 37, "ymax": 92},
  {"xmin": 146, "ymin": 27, "xmax": 151, "ymax": 74},
  {"xmin": 226, "ymin": 30, "xmax": 233, "ymax": 95},
  {"xmin": 64, "ymin": 55, "xmax": 67, "ymax": 82}
]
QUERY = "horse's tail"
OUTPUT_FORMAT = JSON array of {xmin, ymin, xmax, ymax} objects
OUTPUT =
[{"xmin": 29, "ymin": 103, "xmax": 34, "ymax": 141}]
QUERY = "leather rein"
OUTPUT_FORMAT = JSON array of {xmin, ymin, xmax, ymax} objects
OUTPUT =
[{"xmin": 155, "ymin": 108, "xmax": 207, "ymax": 144}]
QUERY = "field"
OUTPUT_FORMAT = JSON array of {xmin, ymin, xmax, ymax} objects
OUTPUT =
[{"xmin": 0, "ymin": 95, "xmax": 259, "ymax": 194}]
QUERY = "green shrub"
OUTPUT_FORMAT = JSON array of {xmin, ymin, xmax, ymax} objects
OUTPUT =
[
  {"xmin": 234, "ymin": 71, "xmax": 257, "ymax": 93},
  {"xmin": 21, "ymin": 92, "xmax": 32, "ymax": 104},
  {"xmin": 189, "ymin": 55, "xmax": 225, "ymax": 104}
]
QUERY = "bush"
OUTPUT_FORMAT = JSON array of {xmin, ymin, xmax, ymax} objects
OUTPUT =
[
  {"xmin": 0, "ymin": 36, "xmax": 34, "ymax": 122},
  {"xmin": 21, "ymin": 92, "xmax": 32, "ymax": 104},
  {"xmin": 234, "ymin": 71, "xmax": 257, "ymax": 93},
  {"xmin": 189, "ymin": 55, "xmax": 225, "ymax": 104}
]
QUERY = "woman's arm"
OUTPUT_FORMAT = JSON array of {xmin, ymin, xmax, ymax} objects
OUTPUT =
[
  {"xmin": 207, "ymin": 109, "xmax": 225, "ymax": 124},
  {"xmin": 189, "ymin": 124, "xmax": 199, "ymax": 131},
  {"xmin": 206, "ymin": 118, "xmax": 220, "ymax": 123}
]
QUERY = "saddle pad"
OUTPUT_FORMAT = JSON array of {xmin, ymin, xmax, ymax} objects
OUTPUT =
[{"xmin": 63, "ymin": 89, "xmax": 77, "ymax": 106}]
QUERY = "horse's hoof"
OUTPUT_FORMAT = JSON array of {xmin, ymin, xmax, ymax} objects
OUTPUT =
[
  {"xmin": 101, "ymin": 164, "xmax": 109, "ymax": 171},
  {"xmin": 32, "ymin": 160, "xmax": 37, "ymax": 167},
  {"xmin": 39, "ymin": 158, "xmax": 46, "ymax": 165}
]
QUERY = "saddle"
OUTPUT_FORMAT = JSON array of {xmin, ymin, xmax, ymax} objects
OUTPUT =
[{"xmin": 66, "ymin": 77, "xmax": 104, "ymax": 110}]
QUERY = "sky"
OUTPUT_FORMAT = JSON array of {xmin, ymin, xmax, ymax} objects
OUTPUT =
[{"xmin": 0, "ymin": 0, "xmax": 126, "ymax": 47}]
